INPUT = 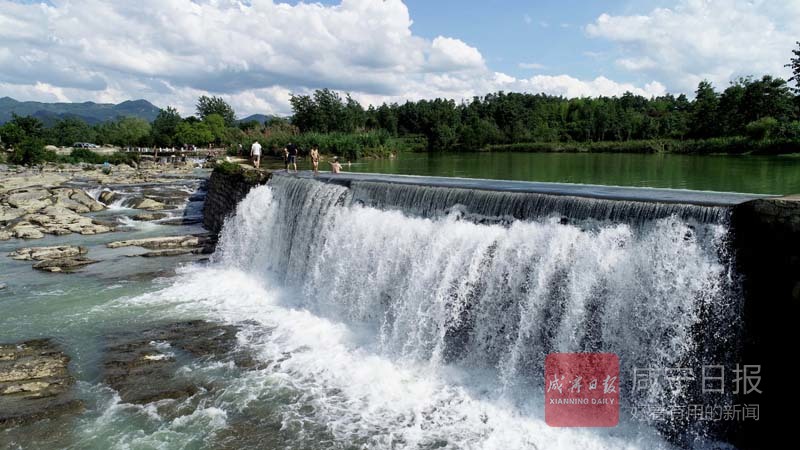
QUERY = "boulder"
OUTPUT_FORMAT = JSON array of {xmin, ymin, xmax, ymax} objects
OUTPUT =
[
  {"xmin": 10, "ymin": 222, "xmax": 44, "ymax": 239},
  {"xmin": 49, "ymin": 188, "xmax": 99, "ymax": 213},
  {"xmin": 8, "ymin": 245, "xmax": 88, "ymax": 261},
  {"xmin": 98, "ymin": 190, "xmax": 117, "ymax": 205},
  {"xmin": 0, "ymin": 206, "xmax": 25, "ymax": 223},
  {"xmin": 6, "ymin": 189, "xmax": 52, "ymax": 212},
  {"xmin": 32, "ymin": 257, "xmax": 98, "ymax": 273},
  {"xmin": 130, "ymin": 198, "xmax": 166, "ymax": 211},
  {"xmin": 0, "ymin": 339, "xmax": 83, "ymax": 428},
  {"xmin": 22, "ymin": 206, "xmax": 113, "ymax": 237},
  {"xmin": 69, "ymin": 189, "xmax": 104, "ymax": 212},
  {"xmin": 0, "ymin": 230, "xmax": 11, "ymax": 241}
]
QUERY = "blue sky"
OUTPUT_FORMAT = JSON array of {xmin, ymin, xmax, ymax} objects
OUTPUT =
[
  {"xmin": 0, "ymin": 0, "xmax": 798, "ymax": 115},
  {"xmin": 404, "ymin": 0, "xmax": 627, "ymax": 79}
]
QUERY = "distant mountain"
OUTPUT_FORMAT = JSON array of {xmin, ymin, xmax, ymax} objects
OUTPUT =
[
  {"xmin": 238, "ymin": 114, "xmax": 278, "ymax": 124},
  {"xmin": 0, "ymin": 97, "xmax": 161, "ymax": 125}
]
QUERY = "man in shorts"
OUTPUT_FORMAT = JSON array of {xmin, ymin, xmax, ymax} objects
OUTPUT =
[
  {"xmin": 287, "ymin": 142, "xmax": 298, "ymax": 173},
  {"xmin": 250, "ymin": 141, "xmax": 262, "ymax": 168}
]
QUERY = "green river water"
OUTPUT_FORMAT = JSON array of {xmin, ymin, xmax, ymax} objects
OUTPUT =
[{"xmin": 304, "ymin": 152, "xmax": 800, "ymax": 195}]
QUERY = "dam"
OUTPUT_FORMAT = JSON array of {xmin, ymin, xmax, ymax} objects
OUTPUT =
[{"xmin": 204, "ymin": 169, "xmax": 798, "ymax": 448}]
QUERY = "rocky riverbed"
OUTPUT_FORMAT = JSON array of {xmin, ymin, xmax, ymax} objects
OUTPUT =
[
  {"xmin": 0, "ymin": 161, "xmax": 246, "ymax": 447},
  {"xmin": 1, "ymin": 160, "xmax": 206, "ymax": 242}
]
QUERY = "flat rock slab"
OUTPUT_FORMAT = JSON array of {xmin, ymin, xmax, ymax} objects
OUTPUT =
[
  {"xmin": 139, "ymin": 249, "xmax": 199, "ymax": 257},
  {"xmin": 0, "ymin": 339, "xmax": 83, "ymax": 428},
  {"xmin": 8, "ymin": 245, "xmax": 88, "ymax": 261},
  {"xmin": 32, "ymin": 257, "xmax": 98, "ymax": 273},
  {"xmin": 131, "ymin": 212, "xmax": 168, "ymax": 221},
  {"xmin": 103, "ymin": 321, "xmax": 255, "ymax": 405},
  {"xmin": 107, "ymin": 235, "xmax": 210, "ymax": 250}
]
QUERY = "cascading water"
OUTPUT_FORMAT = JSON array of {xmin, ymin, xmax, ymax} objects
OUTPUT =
[{"xmin": 214, "ymin": 175, "xmax": 742, "ymax": 447}]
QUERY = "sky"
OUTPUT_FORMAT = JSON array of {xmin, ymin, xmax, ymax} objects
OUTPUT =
[{"xmin": 0, "ymin": 0, "xmax": 798, "ymax": 117}]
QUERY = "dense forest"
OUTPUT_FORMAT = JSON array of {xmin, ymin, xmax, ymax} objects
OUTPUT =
[{"xmin": 3, "ymin": 42, "xmax": 800, "ymax": 164}]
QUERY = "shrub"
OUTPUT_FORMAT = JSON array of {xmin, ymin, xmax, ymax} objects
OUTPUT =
[
  {"xmin": 745, "ymin": 117, "xmax": 779, "ymax": 141},
  {"xmin": 9, "ymin": 138, "xmax": 49, "ymax": 166},
  {"xmin": 215, "ymin": 160, "xmax": 242, "ymax": 175}
]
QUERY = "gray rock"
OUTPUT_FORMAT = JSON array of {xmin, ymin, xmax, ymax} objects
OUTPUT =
[
  {"xmin": 69, "ymin": 189, "xmax": 105, "ymax": 212},
  {"xmin": 130, "ymin": 197, "xmax": 166, "ymax": 211},
  {"xmin": 0, "ymin": 206, "xmax": 25, "ymax": 223},
  {"xmin": 98, "ymin": 190, "xmax": 117, "ymax": 205},
  {"xmin": 9, "ymin": 245, "xmax": 88, "ymax": 261},
  {"xmin": 157, "ymin": 216, "xmax": 204, "ymax": 226},
  {"xmin": 107, "ymin": 235, "xmax": 209, "ymax": 250},
  {"xmin": 32, "ymin": 257, "xmax": 98, "ymax": 273},
  {"xmin": 0, "ymin": 339, "xmax": 83, "ymax": 428},
  {"xmin": 10, "ymin": 222, "xmax": 44, "ymax": 239},
  {"xmin": 102, "ymin": 321, "xmax": 255, "ymax": 404},
  {"xmin": 131, "ymin": 212, "xmax": 168, "ymax": 221},
  {"xmin": 6, "ymin": 189, "xmax": 52, "ymax": 212},
  {"xmin": 140, "ymin": 249, "xmax": 198, "ymax": 257}
]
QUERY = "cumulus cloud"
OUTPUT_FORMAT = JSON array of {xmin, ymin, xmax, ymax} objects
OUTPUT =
[
  {"xmin": 427, "ymin": 36, "xmax": 485, "ymax": 71},
  {"xmin": 586, "ymin": 0, "xmax": 800, "ymax": 92},
  {"xmin": 0, "ymin": 0, "xmax": 667, "ymax": 116},
  {"xmin": 519, "ymin": 62, "xmax": 546, "ymax": 70}
]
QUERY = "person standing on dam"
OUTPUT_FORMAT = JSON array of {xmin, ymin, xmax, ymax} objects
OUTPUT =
[
  {"xmin": 287, "ymin": 142, "xmax": 299, "ymax": 173},
  {"xmin": 282, "ymin": 146, "xmax": 290, "ymax": 170},
  {"xmin": 250, "ymin": 140, "xmax": 262, "ymax": 168},
  {"xmin": 310, "ymin": 146, "xmax": 320, "ymax": 175}
]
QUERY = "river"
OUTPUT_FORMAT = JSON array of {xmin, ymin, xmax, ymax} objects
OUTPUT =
[
  {"xmin": 340, "ymin": 152, "xmax": 800, "ymax": 195},
  {"xmin": 1, "ymin": 157, "xmax": 769, "ymax": 448}
]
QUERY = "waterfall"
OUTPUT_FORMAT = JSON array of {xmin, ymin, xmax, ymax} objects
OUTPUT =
[{"xmin": 215, "ymin": 175, "xmax": 741, "ymax": 442}]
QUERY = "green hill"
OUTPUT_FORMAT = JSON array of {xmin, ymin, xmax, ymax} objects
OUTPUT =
[{"xmin": 0, "ymin": 97, "xmax": 161, "ymax": 125}]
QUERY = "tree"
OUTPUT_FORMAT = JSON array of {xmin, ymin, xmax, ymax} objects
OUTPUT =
[
  {"xmin": 49, "ymin": 117, "xmax": 96, "ymax": 146},
  {"xmin": 113, "ymin": 117, "xmax": 151, "ymax": 147},
  {"xmin": 151, "ymin": 107, "xmax": 182, "ymax": 147},
  {"xmin": 0, "ymin": 114, "xmax": 44, "ymax": 147},
  {"xmin": 175, "ymin": 121, "xmax": 213, "ymax": 145},
  {"xmin": 9, "ymin": 138, "xmax": 46, "ymax": 166},
  {"xmin": 203, "ymin": 113, "xmax": 226, "ymax": 144},
  {"xmin": 786, "ymin": 41, "xmax": 800, "ymax": 93},
  {"xmin": 289, "ymin": 94, "xmax": 318, "ymax": 132},
  {"xmin": 196, "ymin": 95, "xmax": 236, "ymax": 126},
  {"xmin": 690, "ymin": 80, "xmax": 720, "ymax": 139}
]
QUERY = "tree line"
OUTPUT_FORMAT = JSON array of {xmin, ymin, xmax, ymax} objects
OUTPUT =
[{"xmin": 3, "ymin": 42, "xmax": 800, "ymax": 165}]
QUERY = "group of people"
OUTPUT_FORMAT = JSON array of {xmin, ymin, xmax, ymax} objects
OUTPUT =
[{"xmin": 249, "ymin": 141, "xmax": 342, "ymax": 174}]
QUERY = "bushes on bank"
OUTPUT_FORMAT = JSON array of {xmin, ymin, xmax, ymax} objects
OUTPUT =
[
  {"xmin": 59, "ymin": 148, "xmax": 140, "ymax": 165},
  {"xmin": 484, "ymin": 137, "xmax": 800, "ymax": 155},
  {"xmin": 5, "ymin": 141, "xmax": 141, "ymax": 167}
]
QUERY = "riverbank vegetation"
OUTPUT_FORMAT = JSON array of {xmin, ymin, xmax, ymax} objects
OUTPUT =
[{"xmin": 3, "ymin": 43, "xmax": 800, "ymax": 165}]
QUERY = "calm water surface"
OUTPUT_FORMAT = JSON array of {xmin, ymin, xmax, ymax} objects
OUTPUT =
[{"xmin": 333, "ymin": 152, "xmax": 800, "ymax": 195}]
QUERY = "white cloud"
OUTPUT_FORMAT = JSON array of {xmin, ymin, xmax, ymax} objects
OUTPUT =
[
  {"xmin": 516, "ymin": 75, "xmax": 666, "ymax": 98},
  {"xmin": 523, "ymin": 14, "xmax": 532, "ymax": 25},
  {"xmin": 519, "ymin": 62, "xmax": 546, "ymax": 70},
  {"xmin": 586, "ymin": 0, "xmax": 800, "ymax": 93},
  {"xmin": 427, "ymin": 36, "xmax": 485, "ymax": 71},
  {"xmin": 0, "ymin": 0, "xmax": 668, "ymax": 116}
]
